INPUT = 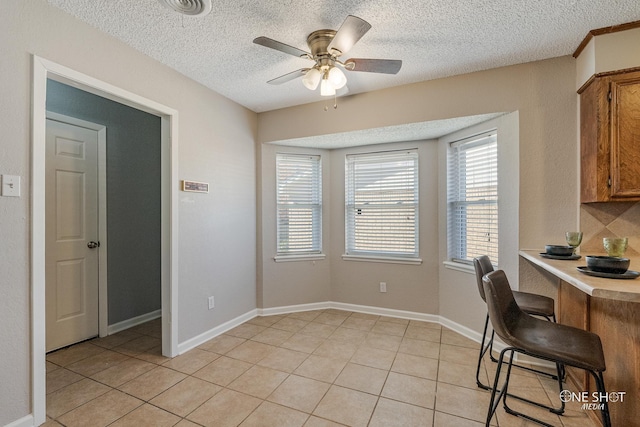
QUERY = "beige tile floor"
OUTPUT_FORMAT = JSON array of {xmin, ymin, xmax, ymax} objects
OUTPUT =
[{"xmin": 44, "ymin": 309, "xmax": 598, "ymax": 427}]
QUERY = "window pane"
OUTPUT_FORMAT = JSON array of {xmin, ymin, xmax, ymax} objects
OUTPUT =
[
  {"xmin": 447, "ymin": 134, "xmax": 498, "ymax": 264},
  {"xmin": 345, "ymin": 150, "xmax": 419, "ymax": 257},
  {"xmin": 277, "ymin": 154, "xmax": 322, "ymax": 254}
]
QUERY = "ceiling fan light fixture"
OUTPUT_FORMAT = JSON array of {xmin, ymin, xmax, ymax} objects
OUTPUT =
[
  {"xmin": 320, "ymin": 77, "xmax": 336, "ymax": 97},
  {"xmin": 254, "ymin": 15, "xmax": 402, "ymax": 102},
  {"xmin": 302, "ymin": 68, "xmax": 322, "ymax": 90},
  {"xmin": 328, "ymin": 66, "xmax": 347, "ymax": 89}
]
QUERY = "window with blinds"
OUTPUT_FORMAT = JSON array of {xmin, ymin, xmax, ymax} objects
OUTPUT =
[
  {"xmin": 276, "ymin": 153, "xmax": 322, "ymax": 255},
  {"xmin": 447, "ymin": 132, "xmax": 498, "ymax": 264},
  {"xmin": 345, "ymin": 149, "xmax": 419, "ymax": 258}
]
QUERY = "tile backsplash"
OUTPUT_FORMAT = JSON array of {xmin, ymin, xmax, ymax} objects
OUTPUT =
[{"xmin": 580, "ymin": 201, "xmax": 640, "ymax": 257}]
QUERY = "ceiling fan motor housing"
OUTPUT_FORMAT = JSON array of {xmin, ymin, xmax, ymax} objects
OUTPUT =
[{"xmin": 307, "ymin": 30, "xmax": 339, "ymax": 59}]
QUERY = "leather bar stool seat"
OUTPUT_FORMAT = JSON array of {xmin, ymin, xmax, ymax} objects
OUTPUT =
[{"xmin": 482, "ymin": 269, "xmax": 610, "ymax": 427}]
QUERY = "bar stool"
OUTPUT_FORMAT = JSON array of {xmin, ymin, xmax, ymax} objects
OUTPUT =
[
  {"xmin": 482, "ymin": 270, "xmax": 610, "ymax": 427},
  {"xmin": 473, "ymin": 256, "xmax": 558, "ymax": 391}
]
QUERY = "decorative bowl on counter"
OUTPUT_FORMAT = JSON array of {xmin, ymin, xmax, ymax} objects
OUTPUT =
[
  {"xmin": 585, "ymin": 256, "xmax": 630, "ymax": 274},
  {"xmin": 545, "ymin": 245, "xmax": 575, "ymax": 256}
]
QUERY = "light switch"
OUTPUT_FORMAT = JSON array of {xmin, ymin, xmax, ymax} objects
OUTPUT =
[{"xmin": 1, "ymin": 175, "xmax": 20, "ymax": 197}]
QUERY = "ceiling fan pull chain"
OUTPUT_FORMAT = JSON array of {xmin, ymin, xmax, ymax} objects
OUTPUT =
[{"xmin": 323, "ymin": 94, "xmax": 339, "ymax": 111}]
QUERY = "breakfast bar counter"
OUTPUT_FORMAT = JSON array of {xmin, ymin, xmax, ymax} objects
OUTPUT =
[
  {"xmin": 519, "ymin": 250, "xmax": 640, "ymax": 302},
  {"xmin": 519, "ymin": 250, "xmax": 640, "ymax": 427}
]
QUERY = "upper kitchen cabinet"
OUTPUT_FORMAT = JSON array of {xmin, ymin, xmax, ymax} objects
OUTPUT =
[{"xmin": 579, "ymin": 69, "xmax": 640, "ymax": 203}]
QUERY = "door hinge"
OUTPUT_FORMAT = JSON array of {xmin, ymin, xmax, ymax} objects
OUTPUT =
[
  {"xmin": 608, "ymin": 91, "xmax": 612, "ymax": 102},
  {"xmin": 608, "ymin": 177, "xmax": 612, "ymax": 187}
]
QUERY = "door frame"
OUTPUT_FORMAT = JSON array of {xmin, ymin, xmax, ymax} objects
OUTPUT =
[
  {"xmin": 31, "ymin": 55, "xmax": 179, "ymax": 425},
  {"xmin": 46, "ymin": 112, "xmax": 109, "ymax": 339}
]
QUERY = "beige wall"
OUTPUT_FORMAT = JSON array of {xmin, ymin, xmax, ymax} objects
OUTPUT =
[
  {"xmin": 259, "ymin": 56, "xmax": 579, "ymax": 331},
  {"xmin": 329, "ymin": 141, "xmax": 440, "ymax": 314},
  {"xmin": 438, "ymin": 112, "xmax": 521, "ymax": 331},
  {"xmin": 1, "ymin": 1, "xmax": 257, "ymax": 423},
  {"xmin": 258, "ymin": 144, "xmax": 332, "ymax": 308},
  {"xmin": 259, "ymin": 139, "xmax": 440, "ymax": 314}
]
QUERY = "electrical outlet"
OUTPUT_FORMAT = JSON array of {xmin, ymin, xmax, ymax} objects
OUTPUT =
[
  {"xmin": 208, "ymin": 296, "xmax": 215, "ymax": 309},
  {"xmin": 379, "ymin": 282, "xmax": 387, "ymax": 293}
]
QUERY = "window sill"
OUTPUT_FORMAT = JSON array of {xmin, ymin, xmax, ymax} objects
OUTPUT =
[
  {"xmin": 274, "ymin": 253, "xmax": 326, "ymax": 263},
  {"xmin": 342, "ymin": 254, "xmax": 422, "ymax": 265},
  {"xmin": 443, "ymin": 260, "xmax": 475, "ymax": 274}
]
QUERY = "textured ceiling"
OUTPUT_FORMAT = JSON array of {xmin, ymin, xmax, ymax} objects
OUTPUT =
[
  {"xmin": 46, "ymin": 0, "xmax": 640, "ymax": 114},
  {"xmin": 273, "ymin": 113, "xmax": 505, "ymax": 149}
]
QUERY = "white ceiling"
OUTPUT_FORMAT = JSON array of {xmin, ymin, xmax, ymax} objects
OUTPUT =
[{"xmin": 47, "ymin": 0, "xmax": 640, "ymax": 115}]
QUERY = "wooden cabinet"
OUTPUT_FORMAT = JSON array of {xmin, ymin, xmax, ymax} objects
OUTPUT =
[
  {"xmin": 580, "ymin": 69, "xmax": 640, "ymax": 202},
  {"xmin": 558, "ymin": 280, "xmax": 640, "ymax": 427}
]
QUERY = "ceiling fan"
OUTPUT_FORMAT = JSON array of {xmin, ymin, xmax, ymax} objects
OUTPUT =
[{"xmin": 253, "ymin": 15, "xmax": 402, "ymax": 97}]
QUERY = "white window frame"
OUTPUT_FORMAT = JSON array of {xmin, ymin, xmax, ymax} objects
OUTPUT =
[
  {"xmin": 343, "ymin": 149, "xmax": 421, "ymax": 264},
  {"xmin": 447, "ymin": 131, "xmax": 498, "ymax": 267},
  {"xmin": 275, "ymin": 153, "xmax": 324, "ymax": 262}
]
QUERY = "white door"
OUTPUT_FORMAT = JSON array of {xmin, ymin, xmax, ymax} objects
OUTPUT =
[{"xmin": 46, "ymin": 119, "xmax": 100, "ymax": 352}]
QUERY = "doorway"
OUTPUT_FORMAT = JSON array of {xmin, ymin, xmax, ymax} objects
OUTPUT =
[
  {"xmin": 32, "ymin": 56, "xmax": 179, "ymax": 426},
  {"xmin": 46, "ymin": 78, "xmax": 165, "ymax": 349}
]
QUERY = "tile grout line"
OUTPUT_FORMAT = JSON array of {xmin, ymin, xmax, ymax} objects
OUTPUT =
[{"xmin": 45, "ymin": 310, "xmax": 591, "ymax": 427}]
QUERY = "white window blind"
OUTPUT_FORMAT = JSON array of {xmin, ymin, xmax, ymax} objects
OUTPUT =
[
  {"xmin": 276, "ymin": 153, "xmax": 322, "ymax": 255},
  {"xmin": 447, "ymin": 133, "xmax": 498, "ymax": 264},
  {"xmin": 345, "ymin": 149, "xmax": 419, "ymax": 258}
]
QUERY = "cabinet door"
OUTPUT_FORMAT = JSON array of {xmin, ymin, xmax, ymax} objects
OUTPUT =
[
  {"xmin": 610, "ymin": 72, "xmax": 640, "ymax": 198},
  {"xmin": 580, "ymin": 77, "xmax": 610, "ymax": 203}
]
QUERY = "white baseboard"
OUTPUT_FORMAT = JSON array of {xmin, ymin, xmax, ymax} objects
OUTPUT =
[
  {"xmin": 258, "ymin": 301, "xmax": 330, "ymax": 316},
  {"xmin": 107, "ymin": 309, "xmax": 161, "ymax": 335},
  {"xmin": 330, "ymin": 302, "xmax": 441, "ymax": 325},
  {"xmin": 177, "ymin": 309, "xmax": 258, "ymax": 355},
  {"xmin": 259, "ymin": 301, "xmax": 440, "ymax": 325},
  {"xmin": 176, "ymin": 302, "xmax": 440, "ymax": 359},
  {"xmin": 4, "ymin": 414, "xmax": 34, "ymax": 427},
  {"xmin": 173, "ymin": 302, "xmax": 555, "ymax": 370},
  {"xmin": 438, "ymin": 315, "xmax": 486, "ymax": 345}
]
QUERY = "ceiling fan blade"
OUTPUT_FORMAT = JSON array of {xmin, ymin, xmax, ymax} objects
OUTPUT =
[
  {"xmin": 253, "ymin": 36, "xmax": 310, "ymax": 58},
  {"xmin": 344, "ymin": 58, "xmax": 402, "ymax": 74},
  {"xmin": 267, "ymin": 68, "xmax": 308, "ymax": 85},
  {"xmin": 327, "ymin": 15, "xmax": 371, "ymax": 55}
]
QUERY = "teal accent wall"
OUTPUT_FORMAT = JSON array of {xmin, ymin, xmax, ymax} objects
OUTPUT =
[{"xmin": 47, "ymin": 79, "xmax": 161, "ymax": 325}]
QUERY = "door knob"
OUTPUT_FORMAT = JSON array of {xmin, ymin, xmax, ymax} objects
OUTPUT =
[{"xmin": 87, "ymin": 241, "xmax": 100, "ymax": 249}]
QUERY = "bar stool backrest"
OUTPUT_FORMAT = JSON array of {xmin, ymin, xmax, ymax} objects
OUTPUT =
[
  {"xmin": 473, "ymin": 255, "xmax": 495, "ymax": 302},
  {"xmin": 482, "ymin": 269, "xmax": 524, "ymax": 343}
]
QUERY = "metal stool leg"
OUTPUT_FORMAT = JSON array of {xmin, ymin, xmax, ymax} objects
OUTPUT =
[
  {"xmin": 486, "ymin": 347, "xmax": 511, "ymax": 426},
  {"xmin": 476, "ymin": 313, "xmax": 494, "ymax": 390},
  {"xmin": 502, "ymin": 359, "xmax": 565, "ymax": 425},
  {"xmin": 487, "ymin": 348, "xmax": 565, "ymax": 427},
  {"xmin": 590, "ymin": 370, "xmax": 612, "ymax": 427}
]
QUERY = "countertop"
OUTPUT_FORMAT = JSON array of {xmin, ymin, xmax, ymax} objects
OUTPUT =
[{"xmin": 519, "ymin": 250, "xmax": 640, "ymax": 303}]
